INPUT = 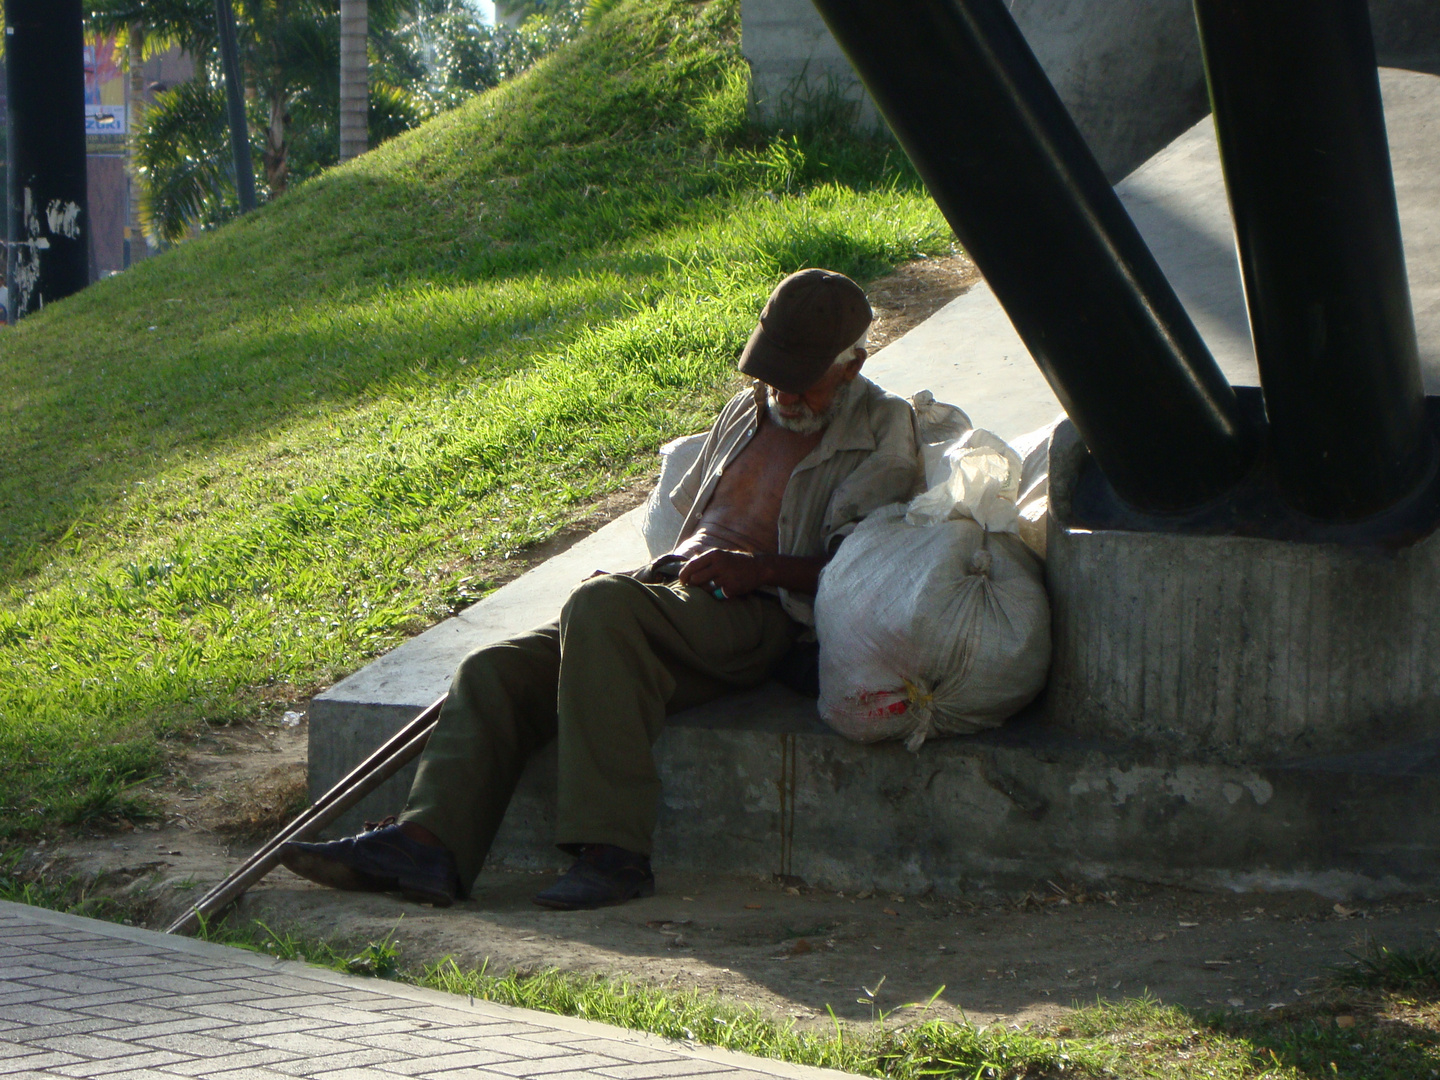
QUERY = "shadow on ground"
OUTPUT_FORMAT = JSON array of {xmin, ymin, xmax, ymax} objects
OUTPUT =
[{"xmin": 216, "ymin": 864, "xmax": 1440, "ymax": 1031}]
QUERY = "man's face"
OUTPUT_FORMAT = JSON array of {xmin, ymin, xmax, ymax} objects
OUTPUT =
[{"xmin": 767, "ymin": 353, "xmax": 866, "ymax": 434}]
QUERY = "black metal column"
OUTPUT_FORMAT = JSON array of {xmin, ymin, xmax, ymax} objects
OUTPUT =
[
  {"xmin": 809, "ymin": 0, "xmax": 1252, "ymax": 512},
  {"xmin": 1193, "ymin": 0, "xmax": 1432, "ymax": 520},
  {"xmin": 5, "ymin": 0, "xmax": 89, "ymax": 318}
]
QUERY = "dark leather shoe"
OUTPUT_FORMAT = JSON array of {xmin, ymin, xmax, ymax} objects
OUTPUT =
[
  {"xmin": 279, "ymin": 822, "xmax": 460, "ymax": 907},
  {"xmin": 533, "ymin": 844, "xmax": 655, "ymax": 910}
]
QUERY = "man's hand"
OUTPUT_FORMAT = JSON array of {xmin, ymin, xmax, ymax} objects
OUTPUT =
[
  {"xmin": 677, "ymin": 549, "xmax": 829, "ymax": 598},
  {"xmin": 677, "ymin": 550, "xmax": 769, "ymax": 598}
]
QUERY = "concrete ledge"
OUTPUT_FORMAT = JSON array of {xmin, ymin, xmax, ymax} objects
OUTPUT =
[
  {"xmin": 656, "ymin": 702, "xmax": 1440, "ymax": 899},
  {"xmin": 322, "ymin": 675, "xmax": 1440, "ymax": 899},
  {"xmin": 768, "ymin": 707, "xmax": 1440, "ymax": 899}
]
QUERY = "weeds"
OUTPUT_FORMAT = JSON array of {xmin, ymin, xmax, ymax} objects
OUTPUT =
[
  {"xmin": 0, "ymin": 851, "xmax": 147, "ymax": 923},
  {"xmin": 186, "ymin": 917, "xmax": 1440, "ymax": 1078},
  {"xmin": 1334, "ymin": 940, "xmax": 1440, "ymax": 993},
  {"xmin": 191, "ymin": 917, "xmax": 1075, "ymax": 1079},
  {"xmin": 344, "ymin": 920, "xmax": 405, "ymax": 978}
]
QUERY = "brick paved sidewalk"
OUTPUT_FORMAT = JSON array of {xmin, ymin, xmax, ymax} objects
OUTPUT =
[{"xmin": 0, "ymin": 901, "xmax": 846, "ymax": 1080}]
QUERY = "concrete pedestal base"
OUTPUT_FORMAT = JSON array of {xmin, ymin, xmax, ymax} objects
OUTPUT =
[
  {"xmin": 1045, "ymin": 402, "xmax": 1440, "ymax": 763},
  {"xmin": 312, "ymin": 681, "xmax": 1440, "ymax": 899}
]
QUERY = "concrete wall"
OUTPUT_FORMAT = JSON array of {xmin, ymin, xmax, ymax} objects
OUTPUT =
[
  {"xmin": 741, "ymin": 0, "xmax": 881, "ymax": 130},
  {"xmin": 1014, "ymin": 0, "xmax": 1208, "ymax": 180},
  {"xmin": 744, "ymin": 0, "xmax": 1440, "ymax": 182},
  {"xmin": 1044, "ymin": 407, "xmax": 1440, "ymax": 765}
]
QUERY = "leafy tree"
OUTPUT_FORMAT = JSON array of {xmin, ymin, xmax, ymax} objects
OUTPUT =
[
  {"xmin": 86, "ymin": 0, "xmax": 583, "ymax": 243},
  {"xmin": 128, "ymin": 77, "xmax": 233, "ymax": 241},
  {"xmin": 375, "ymin": 0, "xmax": 585, "ymax": 111}
]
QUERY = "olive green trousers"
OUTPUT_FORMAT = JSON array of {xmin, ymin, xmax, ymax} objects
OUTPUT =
[{"xmin": 400, "ymin": 572, "xmax": 799, "ymax": 895}]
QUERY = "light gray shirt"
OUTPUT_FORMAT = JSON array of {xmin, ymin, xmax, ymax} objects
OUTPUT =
[{"xmin": 670, "ymin": 375, "xmax": 921, "ymax": 625}]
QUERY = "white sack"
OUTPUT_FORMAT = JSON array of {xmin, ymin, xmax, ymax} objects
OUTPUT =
[
  {"xmin": 640, "ymin": 432, "xmax": 707, "ymax": 558},
  {"xmin": 909, "ymin": 390, "xmax": 972, "ymax": 488},
  {"xmin": 815, "ymin": 505, "xmax": 1051, "ymax": 750},
  {"xmin": 907, "ymin": 412, "xmax": 1063, "ymax": 559},
  {"xmin": 815, "ymin": 421, "xmax": 1053, "ymax": 751},
  {"xmin": 906, "ymin": 428, "xmax": 1024, "ymax": 533},
  {"xmin": 1009, "ymin": 415, "xmax": 1064, "ymax": 560}
]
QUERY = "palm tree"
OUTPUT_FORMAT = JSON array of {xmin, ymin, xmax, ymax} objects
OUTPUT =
[
  {"xmin": 89, "ymin": 0, "xmax": 338, "ymax": 196},
  {"xmin": 245, "ymin": 0, "xmax": 343, "ymax": 192}
]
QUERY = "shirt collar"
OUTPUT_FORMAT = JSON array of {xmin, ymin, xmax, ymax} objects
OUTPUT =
[
  {"xmin": 817, "ymin": 375, "xmax": 878, "ymax": 455},
  {"xmin": 733, "ymin": 379, "xmax": 875, "ymax": 480}
]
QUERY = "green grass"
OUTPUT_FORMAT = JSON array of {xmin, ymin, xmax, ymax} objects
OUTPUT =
[
  {"xmin": 0, "ymin": 850, "xmax": 144, "ymax": 923},
  {"xmin": 177, "ymin": 917, "xmax": 1440, "ymax": 1080},
  {"xmin": 195, "ymin": 917, "xmax": 1081, "ymax": 1079},
  {"xmin": 0, "ymin": 0, "xmax": 949, "ymax": 836},
  {"xmin": 1333, "ymin": 941, "xmax": 1440, "ymax": 994}
]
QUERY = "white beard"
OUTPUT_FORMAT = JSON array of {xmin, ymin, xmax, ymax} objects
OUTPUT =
[{"xmin": 766, "ymin": 379, "xmax": 849, "ymax": 434}]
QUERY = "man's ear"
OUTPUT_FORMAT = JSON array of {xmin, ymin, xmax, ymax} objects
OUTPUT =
[{"xmin": 842, "ymin": 349, "xmax": 867, "ymax": 380}]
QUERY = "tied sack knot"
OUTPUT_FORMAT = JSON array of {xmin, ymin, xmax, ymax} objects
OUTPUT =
[
  {"xmin": 901, "ymin": 677, "xmax": 938, "ymax": 752},
  {"xmin": 967, "ymin": 547, "xmax": 993, "ymax": 577}
]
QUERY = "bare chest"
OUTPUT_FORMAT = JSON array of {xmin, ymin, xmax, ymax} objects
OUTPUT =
[{"xmin": 692, "ymin": 421, "xmax": 818, "ymax": 545}]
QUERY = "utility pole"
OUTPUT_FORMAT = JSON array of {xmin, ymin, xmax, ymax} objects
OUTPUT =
[
  {"xmin": 214, "ymin": 0, "xmax": 257, "ymax": 212},
  {"xmin": 339, "ymin": 0, "xmax": 367, "ymax": 161},
  {"xmin": 5, "ymin": 0, "xmax": 90, "ymax": 319},
  {"xmin": 126, "ymin": 22, "xmax": 145, "ymax": 267}
]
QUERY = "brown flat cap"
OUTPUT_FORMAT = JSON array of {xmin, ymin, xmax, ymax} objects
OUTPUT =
[{"xmin": 738, "ymin": 269, "xmax": 872, "ymax": 394}]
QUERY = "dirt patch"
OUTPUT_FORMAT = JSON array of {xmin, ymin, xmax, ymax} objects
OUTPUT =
[
  {"xmin": 240, "ymin": 873, "xmax": 1440, "ymax": 1029},
  {"xmin": 32, "ymin": 254, "xmax": 1434, "ymax": 1035},
  {"xmin": 865, "ymin": 251, "xmax": 980, "ymax": 351}
]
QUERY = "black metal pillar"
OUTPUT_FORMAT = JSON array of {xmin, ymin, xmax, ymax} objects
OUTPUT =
[
  {"xmin": 5, "ymin": 0, "xmax": 89, "ymax": 319},
  {"xmin": 1193, "ymin": 0, "xmax": 1432, "ymax": 520},
  {"xmin": 215, "ymin": 0, "xmax": 257, "ymax": 212},
  {"xmin": 809, "ymin": 0, "xmax": 1252, "ymax": 512}
]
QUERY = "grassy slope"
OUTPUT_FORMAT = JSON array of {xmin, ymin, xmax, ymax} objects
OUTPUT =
[{"xmin": 0, "ymin": 0, "xmax": 948, "ymax": 833}]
